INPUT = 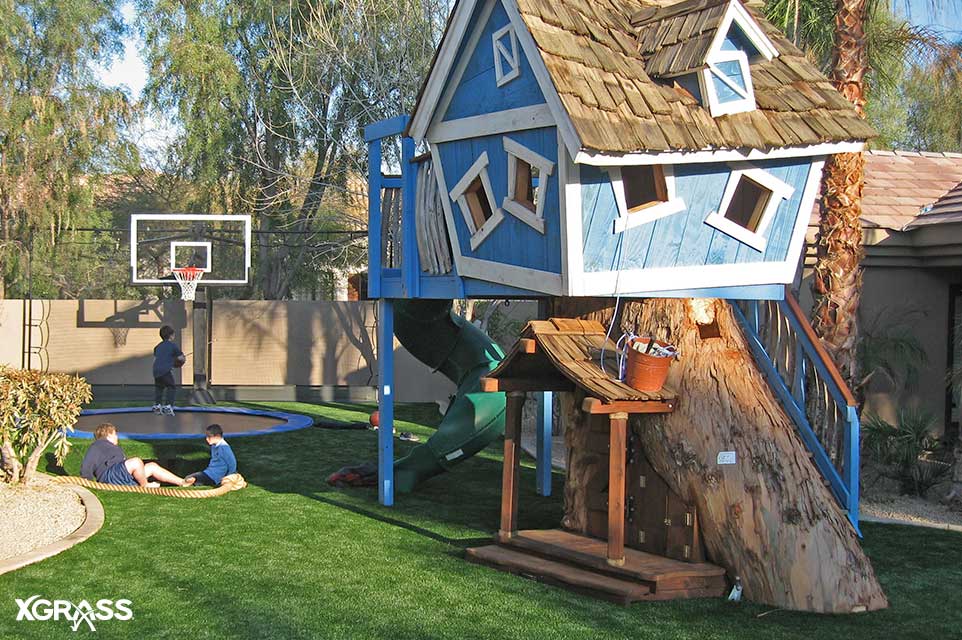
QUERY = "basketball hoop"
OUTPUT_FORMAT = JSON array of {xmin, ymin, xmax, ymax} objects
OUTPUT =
[{"xmin": 171, "ymin": 267, "xmax": 205, "ymax": 301}]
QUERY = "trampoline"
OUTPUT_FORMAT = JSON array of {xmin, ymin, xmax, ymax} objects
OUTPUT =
[{"xmin": 73, "ymin": 406, "xmax": 315, "ymax": 440}]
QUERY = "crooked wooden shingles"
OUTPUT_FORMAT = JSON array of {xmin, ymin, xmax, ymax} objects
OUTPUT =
[
  {"xmin": 513, "ymin": 0, "xmax": 874, "ymax": 153},
  {"xmin": 490, "ymin": 318, "xmax": 676, "ymax": 403}
]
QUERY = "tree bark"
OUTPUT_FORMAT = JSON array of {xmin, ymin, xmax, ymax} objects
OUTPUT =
[
  {"xmin": 812, "ymin": 0, "xmax": 867, "ymax": 392},
  {"xmin": 560, "ymin": 297, "xmax": 887, "ymax": 613}
]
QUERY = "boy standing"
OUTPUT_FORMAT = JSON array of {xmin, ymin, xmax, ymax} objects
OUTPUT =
[
  {"xmin": 186, "ymin": 424, "xmax": 237, "ymax": 486},
  {"xmin": 153, "ymin": 325, "xmax": 185, "ymax": 416},
  {"xmin": 80, "ymin": 423, "xmax": 195, "ymax": 487}
]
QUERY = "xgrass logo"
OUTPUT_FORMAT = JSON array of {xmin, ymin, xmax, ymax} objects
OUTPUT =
[{"xmin": 15, "ymin": 595, "xmax": 133, "ymax": 632}]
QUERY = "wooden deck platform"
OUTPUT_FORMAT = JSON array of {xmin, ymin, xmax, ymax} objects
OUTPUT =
[{"xmin": 466, "ymin": 529, "xmax": 727, "ymax": 605}]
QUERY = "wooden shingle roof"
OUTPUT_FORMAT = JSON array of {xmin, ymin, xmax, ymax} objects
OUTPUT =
[
  {"xmin": 633, "ymin": 0, "xmax": 730, "ymax": 77},
  {"xmin": 513, "ymin": 0, "xmax": 874, "ymax": 153}
]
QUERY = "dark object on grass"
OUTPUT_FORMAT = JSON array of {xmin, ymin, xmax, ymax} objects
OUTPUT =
[
  {"xmin": 314, "ymin": 420, "xmax": 369, "ymax": 430},
  {"xmin": 327, "ymin": 462, "xmax": 378, "ymax": 488}
]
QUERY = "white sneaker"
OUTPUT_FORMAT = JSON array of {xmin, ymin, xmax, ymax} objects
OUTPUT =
[
  {"xmin": 146, "ymin": 482, "xmax": 161, "ymax": 488},
  {"xmin": 151, "ymin": 404, "xmax": 162, "ymax": 414},
  {"xmin": 162, "ymin": 405, "xmax": 175, "ymax": 416}
]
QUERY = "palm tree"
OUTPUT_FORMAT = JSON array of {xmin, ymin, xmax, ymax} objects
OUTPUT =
[{"xmin": 765, "ymin": 0, "xmax": 957, "ymax": 390}]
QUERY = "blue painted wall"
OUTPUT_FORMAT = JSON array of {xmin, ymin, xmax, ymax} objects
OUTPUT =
[
  {"xmin": 581, "ymin": 158, "xmax": 813, "ymax": 273},
  {"xmin": 438, "ymin": 126, "xmax": 562, "ymax": 274},
  {"xmin": 441, "ymin": 0, "xmax": 546, "ymax": 122}
]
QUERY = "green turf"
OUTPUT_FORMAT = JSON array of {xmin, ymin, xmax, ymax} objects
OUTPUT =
[{"xmin": 2, "ymin": 401, "xmax": 961, "ymax": 639}]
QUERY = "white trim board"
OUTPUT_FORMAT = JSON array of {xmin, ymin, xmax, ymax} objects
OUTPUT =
[
  {"xmin": 502, "ymin": 136, "xmax": 554, "ymax": 233},
  {"xmin": 427, "ymin": 104, "xmax": 553, "ymax": 143},
  {"xmin": 609, "ymin": 165, "xmax": 686, "ymax": 234},
  {"xmin": 708, "ymin": 0, "xmax": 778, "ymax": 62},
  {"xmin": 574, "ymin": 141, "xmax": 864, "ymax": 166},
  {"xmin": 579, "ymin": 258, "xmax": 797, "ymax": 296},
  {"xmin": 130, "ymin": 213, "xmax": 251, "ymax": 285},
  {"xmin": 410, "ymin": 0, "xmax": 485, "ymax": 141},
  {"xmin": 458, "ymin": 256, "xmax": 564, "ymax": 294},
  {"xmin": 492, "ymin": 24, "xmax": 520, "ymax": 87},
  {"xmin": 448, "ymin": 151, "xmax": 505, "ymax": 250},
  {"xmin": 784, "ymin": 157, "xmax": 826, "ymax": 281},
  {"xmin": 700, "ymin": 48, "xmax": 755, "ymax": 117},
  {"xmin": 429, "ymin": 145, "xmax": 468, "ymax": 276},
  {"xmin": 558, "ymin": 129, "xmax": 583, "ymax": 296},
  {"xmin": 501, "ymin": 0, "xmax": 582, "ymax": 159},
  {"xmin": 703, "ymin": 163, "xmax": 795, "ymax": 252}
]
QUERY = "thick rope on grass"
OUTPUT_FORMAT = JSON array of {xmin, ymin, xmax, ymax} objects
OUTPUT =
[{"xmin": 51, "ymin": 473, "xmax": 247, "ymax": 498}]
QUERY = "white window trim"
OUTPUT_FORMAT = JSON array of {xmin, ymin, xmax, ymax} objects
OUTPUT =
[
  {"xmin": 502, "ymin": 137, "xmax": 554, "ymax": 234},
  {"xmin": 449, "ymin": 151, "xmax": 504, "ymax": 250},
  {"xmin": 610, "ymin": 165, "xmax": 687, "ymax": 234},
  {"xmin": 708, "ymin": 0, "xmax": 779, "ymax": 63},
  {"xmin": 704, "ymin": 164, "xmax": 795, "ymax": 252},
  {"xmin": 492, "ymin": 24, "xmax": 520, "ymax": 87},
  {"xmin": 699, "ymin": 48, "xmax": 755, "ymax": 117}
]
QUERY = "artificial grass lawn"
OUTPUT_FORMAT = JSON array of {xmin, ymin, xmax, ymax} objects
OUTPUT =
[{"xmin": 1, "ymin": 401, "xmax": 961, "ymax": 639}]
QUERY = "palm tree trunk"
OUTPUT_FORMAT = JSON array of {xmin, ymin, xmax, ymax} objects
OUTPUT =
[{"xmin": 812, "ymin": 0, "xmax": 867, "ymax": 391}]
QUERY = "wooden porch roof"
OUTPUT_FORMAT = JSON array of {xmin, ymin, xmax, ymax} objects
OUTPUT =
[{"xmin": 481, "ymin": 318, "xmax": 677, "ymax": 414}]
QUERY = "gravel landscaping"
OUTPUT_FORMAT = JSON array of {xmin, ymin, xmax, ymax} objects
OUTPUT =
[{"xmin": 0, "ymin": 477, "xmax": 86, "ymax": 562}]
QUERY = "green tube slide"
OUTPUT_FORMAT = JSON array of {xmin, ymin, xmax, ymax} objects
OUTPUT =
[{"xmin": 392, "ymin": 300, "xmax": 506, "ymax": 493}]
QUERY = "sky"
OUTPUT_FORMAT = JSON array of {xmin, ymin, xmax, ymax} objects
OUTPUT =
[{"xmin": 95, "ymin": 0, "xmax": 962, "ymax": 152}]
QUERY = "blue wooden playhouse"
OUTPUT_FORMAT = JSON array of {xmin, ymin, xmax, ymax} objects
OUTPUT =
[{"xmin": 365, "ymin": 0, "xmax": 871, "ymax": 551}]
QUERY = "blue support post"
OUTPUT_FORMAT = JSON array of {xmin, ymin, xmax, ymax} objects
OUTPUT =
[
  {"xmin": 367, "ymin": 139, "xmax": 382, "ymax": 299},
  {"xmin": 536, "ymin": 391, "xmax": 553, "ymax": 496},
  {"xmin": 845, "ymin": 405, "xmax": 861, "ymax": 535},
  {"xmin": 401, "ymin": 135, "xmax": 419, "ymax": 298},
  {"xmin": 378, "ymin": 298, "xmax": 395, "ymax": 506}
]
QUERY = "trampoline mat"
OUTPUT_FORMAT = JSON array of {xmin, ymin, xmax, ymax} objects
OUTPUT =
[{"xmin": 75, "ymin": 411, "xmax": 285, "ymax": 436}]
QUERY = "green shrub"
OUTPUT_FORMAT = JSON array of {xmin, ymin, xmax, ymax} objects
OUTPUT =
[
  {"xmin": 0, "ymin": 366, "xmax": 92, "ymax": 485},
  {"xmin": 863, "ymin": 409, "xmax": 948, "ymax": 496}
]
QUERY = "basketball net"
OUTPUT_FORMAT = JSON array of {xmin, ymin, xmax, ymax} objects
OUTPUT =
[{"xmin": 171, "ymin": 266, "xmax": 205, "ymax": 301}]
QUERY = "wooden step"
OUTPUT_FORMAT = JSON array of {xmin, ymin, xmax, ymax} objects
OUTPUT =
[
  {"xmin": 466, "ymin": 545, "xmax": 652, "ymax": 605},
  {"xmin": 503, "ymin": 529, "xmax": 727, "ymax": 593},
  {"xmin": 466, "ymin": 544, "xmax": 727, "ymax": 604}
]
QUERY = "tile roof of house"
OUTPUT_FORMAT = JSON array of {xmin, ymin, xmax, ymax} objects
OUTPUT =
[
  {"xmin": 806, "ymin": 150, "xmax": 962, "ymax": 232},
  {"xmin": 513, "ymin": 0, "xmax": 874, "ymax": 153},
  {"xmin": 856, "ymin": 151, "xmax": 962, "ymax": 230}
]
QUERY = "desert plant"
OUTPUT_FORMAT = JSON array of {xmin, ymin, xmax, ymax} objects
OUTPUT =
[
  {"xmin": 0, "ymin": 367, "xmax": 92, "ymax": 485},
  {"xmin": 863, "ymin": 409, "xmax": 948, "ymax": 496}
]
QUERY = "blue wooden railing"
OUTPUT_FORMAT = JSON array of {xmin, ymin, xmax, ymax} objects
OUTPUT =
[{"xmin": 732, "ymin": 288, "xmax": 861, "ymax": 534}]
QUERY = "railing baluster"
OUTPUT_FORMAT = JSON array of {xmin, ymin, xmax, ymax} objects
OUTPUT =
[{"xmin": 732, "ymin": 291, "xmax": 860, "ymax": 533}]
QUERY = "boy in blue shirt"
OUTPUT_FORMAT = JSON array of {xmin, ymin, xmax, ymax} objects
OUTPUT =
[
  {"xmin": 153, "ymin": 325, "xmax": 185, "ymax": 416},
  {"xmin": 186, "ymin": 424, "xmax": 238, "ymax": 486}
]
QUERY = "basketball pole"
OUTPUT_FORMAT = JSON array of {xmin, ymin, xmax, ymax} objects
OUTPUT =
[{"xmin": 190, "ymin": 285, "xmax": 215, "ymax": 405}]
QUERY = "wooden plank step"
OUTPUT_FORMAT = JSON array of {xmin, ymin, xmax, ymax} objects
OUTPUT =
[
  {"xmin": 504, "ymin": 529, "xmax": 727, "ymax": 591},
  {"xmin": 466, "ymin": 545, "xmax": 652, "ymax": 605}
]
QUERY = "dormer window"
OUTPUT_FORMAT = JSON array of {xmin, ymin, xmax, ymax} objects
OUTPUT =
[
  {"xmin": 502, "ymin": 137, "xmax": 553, "ymax": 233},
  {"xmin": 450, "ymin": 151, "xmax": 504, "ymax": 250},
  {"xmin": 611, "ymin": 164, "xmax": 686, "ymax": 233},
  {"xmin": 701, "ymin": 48, "xmax": 754, "ymax": 116},
  {"xmin": 492, "ymin": 25, "xmax": 520, "ymax": 87},
  {"xmin": 704, "ymin": 164, "xmax": 794, "ymax": 252}
]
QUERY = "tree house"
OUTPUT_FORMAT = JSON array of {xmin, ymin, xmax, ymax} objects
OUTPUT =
[{"xmin": 472, "ymin": 318, "xmax": 727, "ymax": 602}]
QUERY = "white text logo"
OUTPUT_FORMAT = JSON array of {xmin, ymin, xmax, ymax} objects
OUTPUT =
[{"xmin": 15, "ymin": 595, "xmax": 133, "ymax": 632}]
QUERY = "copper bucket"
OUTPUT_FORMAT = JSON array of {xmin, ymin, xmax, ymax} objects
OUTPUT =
[{"xmin": 623, "ymin": 338, "xmax": 673, "ymax": 392}]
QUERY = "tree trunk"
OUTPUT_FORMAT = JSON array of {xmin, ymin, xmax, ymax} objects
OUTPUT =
[
  {"xmin": 944, "ymin": 438, "xmax": 962, "ymax": 508},
  {"xmin": 0, "ymin": 436, "xmax": 20, "ymax": 482},
  {"xmin": 559, "ymin": 297, "xmax": 887, "ymax": 613},
  {"xmin": 812, "ymin": 0, "xmax": 867, "ymax": 392}
]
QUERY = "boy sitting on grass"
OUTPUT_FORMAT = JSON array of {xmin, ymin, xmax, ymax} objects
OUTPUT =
[
  {"xmin": 185, "ymin": 424, "xmax": 237, "ymax": 486},
  {"xmin": 81, "ymin": 423, "xmax": 195, "ymax": 487}
]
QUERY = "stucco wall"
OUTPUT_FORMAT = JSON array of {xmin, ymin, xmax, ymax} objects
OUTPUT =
[
  {"xmin": 4, "ymin": 299, "xmax": 454, "ymax": 404},
  {"xmin": 800, "ymin": 267, "xmax": 957, "ymax": 431}
]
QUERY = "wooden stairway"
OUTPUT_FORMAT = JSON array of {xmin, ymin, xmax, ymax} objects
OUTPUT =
[{"xmin": 466, "ymin": 529, "xmax": 727, "ymax": 605}]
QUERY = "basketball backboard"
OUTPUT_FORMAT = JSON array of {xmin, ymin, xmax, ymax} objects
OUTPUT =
[{"xmin": 130, "ymin": 214, "xmax": 252, "ymax": 285}]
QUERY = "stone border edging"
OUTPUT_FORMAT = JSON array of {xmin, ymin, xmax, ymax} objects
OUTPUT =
[
  {"xmin": 860, "ymin": 514, "xmax": 962, "ymax": 533},
  {"xmin": 0, "ymin": 485, "xmax": 105, "ymax": 576}
]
